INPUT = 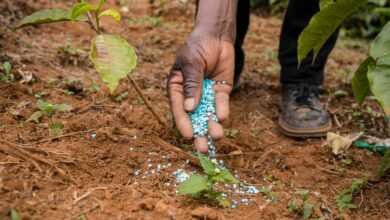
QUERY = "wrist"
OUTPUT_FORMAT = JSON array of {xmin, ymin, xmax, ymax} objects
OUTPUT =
[{"xmin": 194, "ymin": 0, "xmax": 238, "ymax": 43}]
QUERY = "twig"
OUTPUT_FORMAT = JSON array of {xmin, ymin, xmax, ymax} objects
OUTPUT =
[
  {"xmin": 73, "ymin": 187, "xmax": 107, "ymax": 205},
  {"xmin": 127, "ymin": 75, "xmax": 167, "ymax": 128},
  {"xmin": 151, "ymin": 135, "xmax": 199, "ymax": 167},
  {"xmin": 0, "ymin": 139, "xmax": 70, "ymax": 181},
  {"xmin": 22, "ymin": 129, "xmax": 94, "ymax": 146}
]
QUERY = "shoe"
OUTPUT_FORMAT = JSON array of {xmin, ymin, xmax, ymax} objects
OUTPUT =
[{"xmin": 278, "ymin": 83, "xmax": 332, "ymax": 137}]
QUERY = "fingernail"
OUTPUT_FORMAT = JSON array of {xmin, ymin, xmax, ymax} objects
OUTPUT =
[{"xmin": 184, "ymin": 98, "xmax": 195, "ymax": 111}]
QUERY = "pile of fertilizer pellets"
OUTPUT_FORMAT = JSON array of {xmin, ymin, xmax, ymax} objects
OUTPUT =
[{"xmin": 188, "ymin": 79, "xmax": 218, "ymax": 158}]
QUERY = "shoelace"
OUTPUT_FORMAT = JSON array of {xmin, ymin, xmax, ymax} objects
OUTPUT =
[{"xmin": 290, "ymin": 84, "xmax": 321, "ymax": 111}]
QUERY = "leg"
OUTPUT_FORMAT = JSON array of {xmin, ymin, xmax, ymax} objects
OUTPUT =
[
  {"xmin": 278, "ymin": 0, "xmax": 339, "ymax": 85},
  {"xmin": 233, "ymin": 0, "xmax": 250, "ymax": 88},
  {"xmin": 278, "ymin": 0, "xmax": 336, "ymax": 137}
]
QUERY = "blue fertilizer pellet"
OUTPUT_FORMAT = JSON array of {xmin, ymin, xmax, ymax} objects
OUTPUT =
[{"xmin": 189, "ymin": 79, "xmax": 218, "ymax": 157}]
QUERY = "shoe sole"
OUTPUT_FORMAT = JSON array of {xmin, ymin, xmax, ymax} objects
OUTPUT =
[{"xmin": 278, "ymin": 117, "xmax": 332, "ymax": 138}]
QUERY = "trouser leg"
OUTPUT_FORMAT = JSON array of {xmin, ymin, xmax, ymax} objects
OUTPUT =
[
  {"xmin": 278, "ymin": 0, "xmax": 339, "ymax": 85},
  {"xmin": 234, "ymin": 0, "xmax": 250, "ymax": 85}
]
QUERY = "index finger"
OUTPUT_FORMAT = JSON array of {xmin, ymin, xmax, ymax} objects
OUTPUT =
[{"xmin": 168, "ymin": 70, "xmax": 193, "ymax": 139}]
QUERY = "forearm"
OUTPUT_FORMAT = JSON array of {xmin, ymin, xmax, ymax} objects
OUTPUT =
[{"xmin": 193, "ymin": 0, "xmax": 238, "ymax": 43}]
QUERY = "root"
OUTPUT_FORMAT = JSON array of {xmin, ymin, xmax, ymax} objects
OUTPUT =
[{"xmin": 127, "ymin": 75, "xmax": 168, "ymax": 128}]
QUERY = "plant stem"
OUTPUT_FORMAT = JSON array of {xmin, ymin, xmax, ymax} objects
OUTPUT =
[
  {"xmin": 127, "ymin": 75, "xmax": 167, "ymax": 128},
  {"xmin": 94, "ymin": 11, "xmax": 101, "ymax": 34},
  {"xmin": 86, "ymin": 12, "xmax": 99, "ymax": 34}
]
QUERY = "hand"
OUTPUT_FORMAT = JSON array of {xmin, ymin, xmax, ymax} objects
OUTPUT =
[{"xmin": 168, "ymin": 31, "xmax": 235, "ymax": 153}]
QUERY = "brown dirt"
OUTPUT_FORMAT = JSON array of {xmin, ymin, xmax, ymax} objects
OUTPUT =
[{"xmin": 0, "ymin": 0, "xmax": 389, "ymax": 220}]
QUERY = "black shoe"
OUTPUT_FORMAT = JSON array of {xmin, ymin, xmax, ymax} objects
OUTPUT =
[{"xmin": 278, "ymin": 83, "xmax": 332, "ymax": 137}]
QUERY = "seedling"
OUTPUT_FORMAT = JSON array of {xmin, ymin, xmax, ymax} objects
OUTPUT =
[
  {"xmin": 16, "ymin": 0, "xmax": 136, "ymax": 94},
  {"xmin": 178, "ymin": 153, "xmax": 239, "ymax": 208},
  {"xmin": 335, "ymin": 178, "xmax": 367, "ymax": 211},
  {"xmin": 1, "ymin": 61, "xmax": 14, "ymax": 82},
  {"xmin": 27, "ymin": 100, "xmax": 72, "ymax": 123},
  {"xmin": 49, "ymin": 122, "xmax": 64, "ymax": 137},
  {"xmin": 16, "ymin": 0, "xmax": 166, "ymax": 127},
  {"xmin": 287, "ymin": 189, "xmax": 314, "ymax": 220}
]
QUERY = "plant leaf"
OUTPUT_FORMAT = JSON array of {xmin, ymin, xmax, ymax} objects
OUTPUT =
[
  {"xmin": 49, "ymin": 122, "xmax": 64, "ymax": 137},
  {"xmin": 216, "ymin": 195, "xmax": 231, "ymax": 208},
  {"xmin": 374, "ymin": 7, "xmax": 390, "ymax": 16},
  {"xmin": 10, "ymin": 209, "xmax": 21, "ymax": 220},
  {"xmin": 3, "ymin": 62, "xmax": 12, "ymax": 75},
  {"xmin": 370, "ymin": 21, "xmax": 390, "ymax": 59},
  {"xmin": 211, "ymin": 169, "xmax": 239, "ymax": 184},
  {"xmin": 16, "ymin": 9, "xmax": 72, "ymax": 29},
  {"xmin": 37, "ymin": 100, "xmax": 55, "ymax": 115},
  {"xmin": 303, "ymin": 202, "xmax": 314, "ymax": 220},
  {"xmin": 298, "ymin": 0, "xmax": 368, "ymax": 64},
  {"xmin": 70, "ymin": 2, "xmax": 96, "ymax": 20},
  {"xmin": 198, "ymin": 153, "xmax": 216, "ymax": 175},
  {"xmin": 378, "ymin": 150, "xmax": 390, "ymax": 177},
  {"xmin": 89, "ymin": 34, "xmax": 137, "ymax": 93},
  {"xmin": 319, "ymin": 0, "xmax": 334, "ymax": 10},
  {"xmin": 177, "ymin": 175, "xmax": 209, "ymax": 196},
  {"xmin": 27, "ymin": 111, "xmax": 44, "ymax": 123},
  {"xmin": 366, "ymin": 63, "xmax": 390, "ymax": 115},
  {"xmin": 352, "ymin": 57, "xmax": 375, "ymax": 104},
  {"xmin": 335, "ymin": 179, "xmax": 366, "ymax": 211},
  {"xmin": 99, "ymin": 9, "xmax": 121, "ymax": 21}
]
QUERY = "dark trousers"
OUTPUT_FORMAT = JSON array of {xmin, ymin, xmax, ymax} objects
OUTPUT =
[{"xmin": 235, "ymin": 0, "xmax": 339, "ymax": 85}]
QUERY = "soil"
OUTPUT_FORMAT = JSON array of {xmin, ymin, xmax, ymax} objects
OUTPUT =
[{"xmin": 0, "ymin": 0, "xmax": 389, "ymax": 220}]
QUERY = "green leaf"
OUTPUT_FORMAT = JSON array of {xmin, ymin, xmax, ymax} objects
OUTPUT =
[
  {"xmin": 37, "ymin": 100, "xmax": 56, "ymax": 116},
  {"xmin": 16, "ymin": 9, "xmax": 72, "ymax": 29},
  {"xmin": 378, "ymin": 150, "xmax": 390, "ymax": 177},
  {"xmin": 335, "ymin": 179, "xmax": 366, "ymax": 211},
  {"xmin": 198, "ymin": 153, "xmax": 217, "ymax": 175},
  {"xmin": 370, "ymin": 21, "xmax": 390, "ymax": 59},
  {"xmin": 27, "ymin": 111, "xmax": 44, "ymax": 123},
  {"xmin": 177, "ymin": 175, "xmax": 209, "ymax": 196},
  {"xmin": 216, "ymin": 195, "xmax": 231, "ymax": 208},
  {"xmin": 99, "ymin": 8, "xmax": 121, "ymax": 21},
  {"xmin": 10, "ymin": 209, "xmax": 21, "ymax": 220},
  {"xmin": 298, "ymin": 0, "xmax": 368, "ymax": 64},
  {"xmin": 211, "ymin": 169, "xmax": 239, "ymax": 184},
  {"xmin": 89, "ymin": 34, "xmax": 137, "ymax": 93},
  {"xmin": 303, "ymin": 202, "xmax": 314, "ymax": 220},
  {"xmin": 296, "ymin": 189, "xmax": 310, "ymax": 201},
  {"xmin": 287, "ymin": 198, "xmax": 299, "ymax": 213},
  {"xmin": 49, "ymin": 122, "xmax": 64, "ymax": 137},
  {"xmin": 319, "ymin": 0, "xmax": 334, "ymax": 10},
  {"xmin": 374, "ymin": 7, "xmax": 390, "ymax": 16},
  {"xmin": 70, "ymin": 2, "xmax": 96, "ymax": 20},
  {"xmin": 352, "ymin": 57, "xmax": 375, "ymax": 104},
  {"xmin": 3, "ymin": 62, "xmax": 12, "ymax": 75},
  {"xmin": 366, "ymin": 63, "xmax": 390, "ymax": 115}
]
